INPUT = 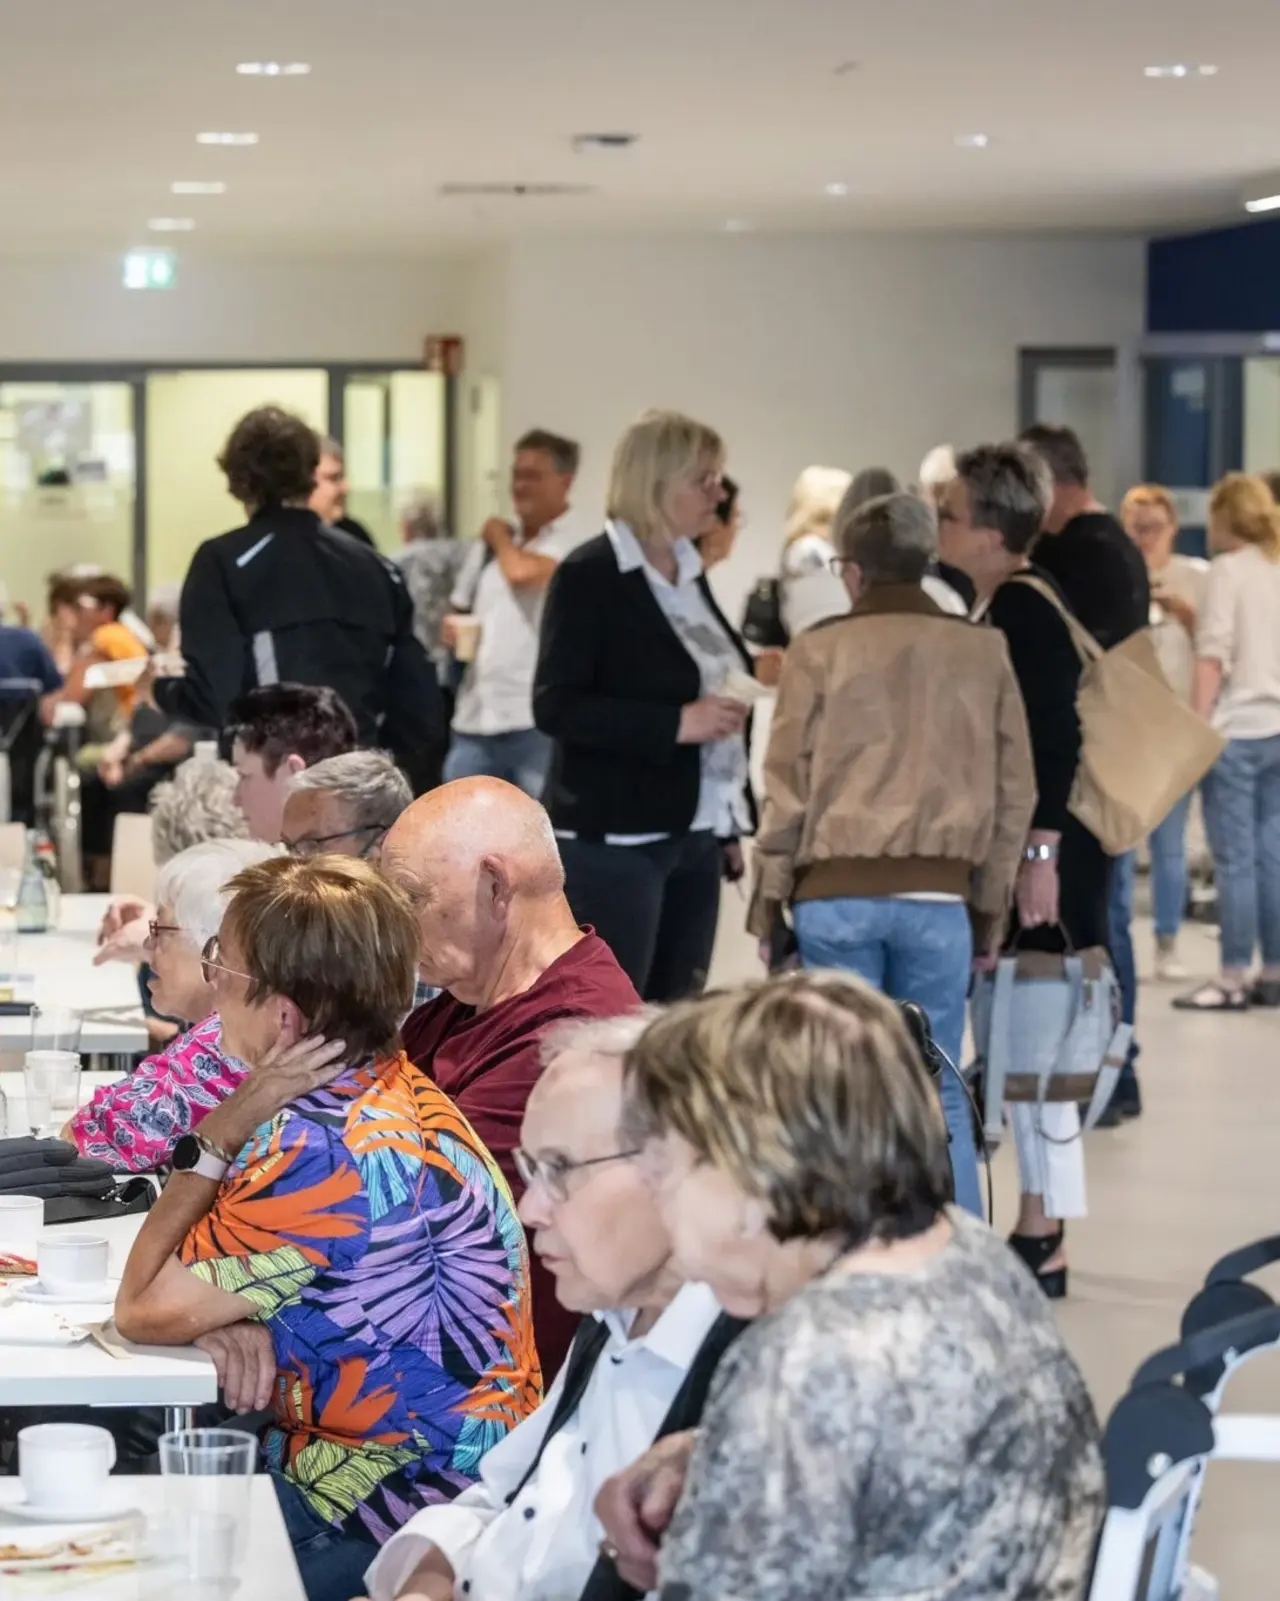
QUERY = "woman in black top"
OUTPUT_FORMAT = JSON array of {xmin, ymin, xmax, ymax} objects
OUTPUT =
[
  {"xmin": 939, "ymin": 442, "xmax": 1105, "ymax": 1299},
  {"xmin": 533, "ymin": 410, "xmax": 752, "ymax": 1000}
]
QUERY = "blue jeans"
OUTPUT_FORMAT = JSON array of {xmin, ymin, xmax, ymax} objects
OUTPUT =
[
  {"xmin": 271, "ymin": 1472, "xmax": 379, "ymax": 1601},
  {"xmin": 792, "ymin": 897, "xmax": 984, "ymax": 1219},
  {"xmin": 443, "ymin": 727, "xmax": 552, "ymax": 798},
  {"xmin": 1108, "ymin": 852, "xmax": 1141, "ymax": 1096},
  {"xmin": 1202, "ymin": 734, "xmax": 1280, "ymax": 971},
  {"xmin": 1150, "ymin": 790, "xmax": 1194, "ymax": 940}
]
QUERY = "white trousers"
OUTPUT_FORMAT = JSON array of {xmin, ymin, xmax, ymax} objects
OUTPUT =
[{"xmin": 1009, "ymin": 1102, "xmax": 1088, "ymax": 1219}]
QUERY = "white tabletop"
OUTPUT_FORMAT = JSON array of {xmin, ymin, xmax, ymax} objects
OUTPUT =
[
  {"xmin": 0, "ymin": 895, "xmax": 148, "ymax": 1058},
  {"xmin": 0, "ymin": 1476, "xmax": 305, "ymax": 1600},
  {"xmin": 0, "ymin": 1211, "xmax": 217, "ymax": 1411}
]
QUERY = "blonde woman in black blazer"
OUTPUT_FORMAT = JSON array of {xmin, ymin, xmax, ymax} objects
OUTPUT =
[{"xmin": 534, "ymin": 410, "xmax": 752, "ymax": 1001}]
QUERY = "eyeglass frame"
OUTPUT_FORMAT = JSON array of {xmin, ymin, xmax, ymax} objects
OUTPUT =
[
  {"xmin": 513, "ymin": 1145, "xmax": 642, "ymax": 1204},
  {"xmin": 148, "ymin": 921, "xmax": 185, "ymax": 944},
  {"xmin": 281, "ymin": 824, "xmax": 387, "ymax": 859},
  {"xmin": 200, "ymin": 935, "xmax": 255, "ymax": 987}
]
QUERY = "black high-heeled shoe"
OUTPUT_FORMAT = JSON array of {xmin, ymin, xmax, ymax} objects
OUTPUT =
[{"xmin": 1008, "ymin": 1228, "xmax": 1067, "ymax": 1300}]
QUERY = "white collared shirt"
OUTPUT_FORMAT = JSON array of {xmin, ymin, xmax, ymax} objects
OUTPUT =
[
  {"xmin": 451, "ymin": 511, "xmax": 585, "ymax": 735},
  {"xmin": 363, "ymin": 1283, "xmax": 722, "ymax": 1601}
]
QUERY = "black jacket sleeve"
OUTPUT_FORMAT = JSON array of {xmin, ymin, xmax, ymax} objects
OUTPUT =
[
  {"xmin": 988, "ymin": 582, "xmax": 1081, "ymax": 833},
  {"xmin": 533, "ymin": 560, "xmax": 683, "ymax": 761},
  {"xmin": 154, "ymin": 542, "xmax": 244, "ymax": 729},
  {"xmin": 381, "ymin": 580, "xmax": 448, "ymax": 794}
]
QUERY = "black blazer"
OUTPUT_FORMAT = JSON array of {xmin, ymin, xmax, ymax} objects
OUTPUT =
[{"xmin": 534, "ymin": 532, "xmax": 754, "ymax": 839}]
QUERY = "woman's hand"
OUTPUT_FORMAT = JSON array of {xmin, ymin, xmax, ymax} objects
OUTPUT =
[
  {"xmin": 198, "ymin": 1035, "xmax": 349, "ymax": 1155},
  {"xmin": 595, "ymin": 1430, "xmax": 698, "ymax": 1593},
  {"xmin": 1015, "ymin": 857, "xmax": 1060, "ymax": 930},
  {"xmin": 1153, "ymin": 586, "xmax": 1196, "ymax": 635},
  {"xmin": 752, "ymin": 647, "xmax": 785, "ymax": 688},
  {"xmin": 94, "ymin": 896, "xmax": 153, "ymax": 967},
  {"xmin": 677, "ymin": 696, "xmax": 748, "ymax": 745}
]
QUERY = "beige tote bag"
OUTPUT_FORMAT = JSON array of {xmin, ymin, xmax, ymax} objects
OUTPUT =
[{"xmin": 1011, "ymin": 574, "xmax": 1225, "ymax": 856}]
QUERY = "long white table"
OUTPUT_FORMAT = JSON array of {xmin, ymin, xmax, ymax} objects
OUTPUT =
[
  {"xmin": 0, "ymin": 1475, "xmax": 305, "ymax": 1599},
  {"xmin": 0, "ymin": 895, "xmax": 148, "ymax": 1060},
  {"xmin": 0, "ymin": 1211, "xmax": 217, "ymax": 1423}
]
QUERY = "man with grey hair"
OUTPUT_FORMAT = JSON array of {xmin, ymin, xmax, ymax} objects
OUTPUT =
[
  {"xmin": 362, "ymin": 1009, "xmax": 739, "ymax": 1601},
  {"xmin": 310, "ymin": 435, "xmax": 378, "ymax": 548},
  {"xmin": 752, "ymin": 490, "xmax": 1036, "ymax": 1219},
  {"xmin": 281, "ymin": 749, "xmax": 412, "ymax": 861}
]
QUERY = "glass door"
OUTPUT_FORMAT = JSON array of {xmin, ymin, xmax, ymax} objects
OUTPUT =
[
  {"xmin": 1142, "ymin": 356, "xmax": 1243, "ymax": 558},
  {"xmin": 0, "ymin": 380, "xmax": 137, "ymax": 619},
  {"xmin": 340, "ymin": 371, "xmax": 446, "ymax": 553},
  {"xmin": 1018, "ymin": 347, "xmax": 1119, "ymax": 505}
]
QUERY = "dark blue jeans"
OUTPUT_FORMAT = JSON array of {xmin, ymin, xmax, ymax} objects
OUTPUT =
[
  {"xmin": 1107, "ymin": 851, "xmax": 1140, "ymax": 1095},
  {"xmin": 271, "ymin": 1473, "xmax": 379, "ymax": 1601}
]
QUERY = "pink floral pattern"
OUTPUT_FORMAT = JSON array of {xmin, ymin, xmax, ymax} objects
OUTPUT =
[{"xmin": 68, "ymin": 1014, "xmax": 246, "ymax": 1172}]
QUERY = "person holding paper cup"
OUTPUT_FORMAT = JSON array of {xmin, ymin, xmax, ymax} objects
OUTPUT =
[{"xmin": 535, "ymin": 410, "xmax": 756, "ymax": 999}]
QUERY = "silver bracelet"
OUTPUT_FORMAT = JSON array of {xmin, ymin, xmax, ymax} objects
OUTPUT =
[{"xmin": 1023, "ymin": 842, "xmax": 1059, "ymax": 863}]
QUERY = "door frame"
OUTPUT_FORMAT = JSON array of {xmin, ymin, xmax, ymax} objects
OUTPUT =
[{"xmin": 0, "ymin": 361, "xmax": 457, "ymax": 598}]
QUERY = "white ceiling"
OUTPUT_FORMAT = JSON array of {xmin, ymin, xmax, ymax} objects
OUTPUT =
[{"xmin": 2, "ymin": 0, "xmax": 1277, "ymax": 254}]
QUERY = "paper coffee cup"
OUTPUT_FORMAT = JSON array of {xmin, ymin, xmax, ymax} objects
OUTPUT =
[{"xmin": 452, "ymin": 616, "xmax": 483, "ymax": 663}]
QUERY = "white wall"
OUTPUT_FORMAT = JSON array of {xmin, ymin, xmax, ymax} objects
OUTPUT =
[
  {"xmin": 0, "ymin": 254, "xmax": 465, "ymax": 362},
  {"xmin": 495, "ymin": 232, "xmax": 1146, "ymax": 616}
]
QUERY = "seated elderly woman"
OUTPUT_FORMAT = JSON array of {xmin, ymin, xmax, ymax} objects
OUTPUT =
[
  {"xmin": 114, "ymin": 854, "xmax": 539, "ymax": 1601},
  {"xmin": 67, "ymin": 837, "xmax": 277, "ymax": 1169},
  {"xmin": 280, "ymin": 748, "xmax": 412, "ymax": 861},
  {"xmin": 607, "ymin": 971, "xmax": 1103, "ymax": 1601}
]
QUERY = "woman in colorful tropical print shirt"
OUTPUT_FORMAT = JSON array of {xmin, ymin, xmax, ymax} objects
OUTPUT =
[{"xmin": 115, "ymin": 854, "xmax": 539, "ymax": 1601}]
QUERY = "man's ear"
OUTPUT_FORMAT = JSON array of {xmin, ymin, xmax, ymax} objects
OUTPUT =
[
  {"xmin": 480, "ymin": 854, "xmax": 515, "ymax": 915},
  {"xmin": 740, "ymin": 1197, "xmax": 771, "ymax": 1241},
  {"xmin": 282, "ymin": 753, "xmax": 307, "ymax": 780}
]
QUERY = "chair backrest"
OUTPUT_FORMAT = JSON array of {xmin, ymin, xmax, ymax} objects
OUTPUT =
[
  {"xmin": 0, "ymin": 822, "xmax": 26, "ymax": 878},
  {"xmin": 109, "ymin": 813, "xmax": 156, "ymax": 901}
]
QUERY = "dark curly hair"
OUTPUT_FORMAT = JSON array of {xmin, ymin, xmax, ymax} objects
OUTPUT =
[
  {"xmin": 227, "ymin": 683, "xmax": 359, "ymax": 776},
  {"xmin": 217, "ymin": 406, "xmax": 321, "ymax": 510}
]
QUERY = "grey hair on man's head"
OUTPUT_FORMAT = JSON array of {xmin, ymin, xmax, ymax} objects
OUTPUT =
[
  {"xmin": 149, "ymin": 758, "xmax": 249, "ymax": 865},
  {"xmin": 318, "ymin": 435, "xmax": 343, "ymax": 461},
  {"xmin": 955, "ymin": 442, "xmax": 1052, "ymax": 556},
  {"xmin": 155, "ymin": 837, "xmax": 279, "ymax": 949},
  {"xmin": 538, "ymin": 1009, "xmax": 663, "ymax": 1075},
  {"xmin": 289, "ymin": 750, "xmax": 412, "ymax": 833},
  {"xmin": 846, "ymin": 466, "xmax": 901, "ymax": 511},
  {"xmin": 401, "ymin": 493, "xmax": 444, "ymax": 541},
  {"xmin": 918, "ymin": 445, "xmax": 958, "ymax": 496},
  {"xmin": 835, "ymin": 491, "xmax": 937, "ymax": 585}
]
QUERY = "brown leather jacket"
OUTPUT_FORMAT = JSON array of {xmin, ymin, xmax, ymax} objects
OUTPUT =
[{"xmin": 750, "ymin": 584, "xmax": 1036, "ymax": 947}]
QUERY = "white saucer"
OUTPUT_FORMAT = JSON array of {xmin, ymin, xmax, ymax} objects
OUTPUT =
[
  {"xmin": 14, "ymin": 1278, "xmax": 120, "ymax": 1306},
  {"xmin": 3, "ymin": 1493, "xmax": 138, "ymax": 1524}
]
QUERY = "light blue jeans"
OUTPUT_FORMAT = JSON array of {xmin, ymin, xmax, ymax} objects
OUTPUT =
[
  {"xmin": 1202, "ymin": 734, "xmax": 1280, "ymax": 971},
  {"xmin": 443, "ymin": 727, "xmax": 552, "ymax": 799},
  {"xmin": 1149, "ymin": 790, "xmax": 1194, "ymax": 941},
  {"xmin": 792, "ymin": 897, "xmax": 984, "ymax": 1219}
]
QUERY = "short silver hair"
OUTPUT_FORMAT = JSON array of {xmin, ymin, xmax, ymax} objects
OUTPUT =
[
  {"xmin": 918, "ymin": 445, "xmax": 958, "ymax": 495},
  {"xmin": 538, "ymin": 1009, "xmax": 662, "ymax": 1073},
  {"xmin": 289, "ymin": 750, "xmax": 412, "ymax": 833},
  {"xmin": 955, "ymin": 443, "xmax": 1052, "ymax": 556},
  {"xmin": 834, "ymin": 490, "xmax": 937, "ymax": 585},
  {"xmin": 149, "ymin": 758, "xmax": 249, "ymax": 865},
  {"xmin": 155, "ymin": 837, "xmax": 278, "ymax": 948},
  {"xmin": 401, "ymin": 493, "xmax": 444, "ymax": 541}
]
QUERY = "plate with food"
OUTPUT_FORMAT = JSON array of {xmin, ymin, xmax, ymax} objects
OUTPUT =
[{"xmin": 0, "ymin": 1517, "xmax": 145, "ymax": 1573}]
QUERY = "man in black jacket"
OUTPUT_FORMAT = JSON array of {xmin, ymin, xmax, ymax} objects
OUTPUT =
[
  {"xmin": 154, "ymin": 407, "xmax": 446, "ymax": 794},
  {"xmin": 1020, "ymin": 422, "xmax": 1150, "ymax": 1122}
]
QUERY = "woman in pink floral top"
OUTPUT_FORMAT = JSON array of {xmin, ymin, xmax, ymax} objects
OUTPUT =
[{"xmin": 65, "ymin": 837, "xmax": 276, "ymax": 1171}]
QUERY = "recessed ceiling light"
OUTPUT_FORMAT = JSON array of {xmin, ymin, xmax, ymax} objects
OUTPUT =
[
  {"xmin": 1144, "ymin": 63, "xmax": 1218, "ymax": 78},
  {"xmin": 171, "ymin": 181, "xmax": 227, "ymax": 196},
  {"xmin": 1246, "ymin": 194, "xmax": 1280, "ymax": 214},
  {"xmin": 196, "ymin": 131, "xmax": 259, "ymax": 146},
  {"xmin": 148, "ymin": 217, "xmax": 196, "ymax": 232},
  {"xmin": 236, "ymin": 61, "xmax": 311, "ymax": 76},
  {"xmin": 723, "ymin": 219, "xmax": 756, "ymax": 233},
  {"xmin": 824, "ymin": 181, "xmax": 850, "ymax": 197},
  {"xmin": 954, "ymin": 133, "xmax": 990, "ymax": 149}
]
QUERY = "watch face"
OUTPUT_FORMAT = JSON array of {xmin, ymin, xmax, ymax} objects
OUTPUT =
[{"xmin": 172, "ymin": 1134, "xmax": 200, "ymax": 1171}]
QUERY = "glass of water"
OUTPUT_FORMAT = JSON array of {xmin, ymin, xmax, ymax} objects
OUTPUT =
[
  {"xmin": 158, "ymin": 1429, "xmax": 256, "ymax": 1584},
  {"xmin": 30, "ymin": 1005, "xmax": 83, "ymax": 1055},
  {"xmin": 23, "ymin": 1050, "xmax": 81, "ymax": 1131}
]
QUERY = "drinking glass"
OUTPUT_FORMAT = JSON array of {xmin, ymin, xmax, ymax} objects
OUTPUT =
[
  {"xmin": 24, "ymin": 1049, "xmax": 82, "ymax": 1124},
  {"xmin": 158, "ymin": 1429, "xmax": 256, "ymax": 1584},
  {"xmin": 0, "ymin": 868, "xmax": 21, "ymax": 988},
  {"xmin": 30, "ymin": 1005, "xmax": 83, "ymax": 1055}
]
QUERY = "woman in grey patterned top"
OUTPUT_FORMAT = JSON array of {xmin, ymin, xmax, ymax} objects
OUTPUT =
[{"xmin": 618, "ymin": 972, "xmax": 1104, "ymax": 1601}]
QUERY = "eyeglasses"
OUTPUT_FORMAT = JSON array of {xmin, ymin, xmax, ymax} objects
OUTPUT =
[
  {"xmin": 282, "ymin": 824, "xmax": 386, "ymax": 860},
  {"xmin": 200, "ymin": 935, "xmax": 254, "ymax": 987},
  {"xmin": 513, "ymin": 1145, "xmax": 641, "ymax": 1204},
  {"xmin": 148, "ymin": 921, "xmax": 184, "ymax": 943},
  {"xmin": 690, "ymin": 470, "xmax": 724, "ymax": 497}
]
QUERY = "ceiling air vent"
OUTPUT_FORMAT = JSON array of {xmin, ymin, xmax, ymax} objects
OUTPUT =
[{"xmin": 439, "ymin": 182, "xmax": 596, "ymax": 198}]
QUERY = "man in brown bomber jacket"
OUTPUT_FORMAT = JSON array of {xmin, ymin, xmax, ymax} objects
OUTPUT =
[{"xmin": 750, "ymin": 489, "xmax": 1036, "ymax": 1217}]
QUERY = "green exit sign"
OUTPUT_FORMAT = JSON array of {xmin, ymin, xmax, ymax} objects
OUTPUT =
[{"xmin": 122, "ymin": 250, "xmax": 177, "ymax": 290}]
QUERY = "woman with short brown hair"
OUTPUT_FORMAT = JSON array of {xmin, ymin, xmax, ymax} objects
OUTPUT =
[{"xmin": 618, "ymin": 971, "xmax": 1103, "ymax": 1601}]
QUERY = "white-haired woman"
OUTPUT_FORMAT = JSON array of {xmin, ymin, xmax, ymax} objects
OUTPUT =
[
  {"xmin": 778, "ymin": 464, "xmax": 853, "ymax": 637},
  {"xmin": 534, "ymin": 409, "xmax": 753, "ymax": 1001},
  {"xmin": 393, "ymin": 493, "xmax": 463, "ymax": 689},
  {"xmin": 66, "ymin": 837, "xmax": 276, "ymax": 1170}
]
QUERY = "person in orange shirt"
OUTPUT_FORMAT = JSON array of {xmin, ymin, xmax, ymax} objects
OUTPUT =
[{"xmin": 40, "ymin": 573, "xmax": 148, "ymax": 724}]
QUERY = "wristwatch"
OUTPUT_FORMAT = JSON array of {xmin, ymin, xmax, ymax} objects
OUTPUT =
[
  {"xmin": 172, "ymin": 1133, "xmax": 234, "ymax": 1182},
  {"xmin": 1023, "ymin": 842, "xmax": 1059, "ymax": 863}
]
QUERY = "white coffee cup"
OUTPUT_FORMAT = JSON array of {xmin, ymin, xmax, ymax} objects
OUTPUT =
[
  {"xmin": 18, "ymin": 1423, "xmax": 116, "ymax": 1513},
  {"xmin": 449, "ymin": 614, "xmax": 483, "ymax": 663},
  {"xmin": 37, "ymin": 1232, "xmax": 109, "ymax": 1294},
  {"xmin": 0, "ymin": 1195, "xmax": 43, "ymax": 1256}
]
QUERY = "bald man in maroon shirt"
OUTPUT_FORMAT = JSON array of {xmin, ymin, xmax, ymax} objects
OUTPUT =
[{"xmin": 384, "ymin": 778, "xmax": 639, "ymax": 1377}]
